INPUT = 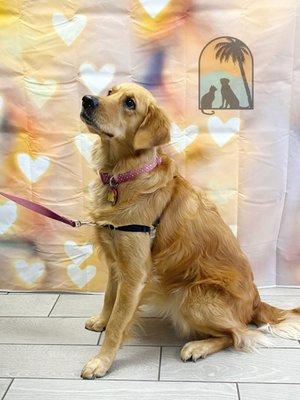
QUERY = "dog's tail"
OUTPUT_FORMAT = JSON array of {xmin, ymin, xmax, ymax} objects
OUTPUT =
[
  {"xmin": 253, "ymin": 301, "xmax": 300, "ymax": 341},
  {"xmin": 201, "ymin": 109, "xmax": 215, "ymax": 115},
  {"xmin": 231, "ymin": 328, "xmax": 272, "ymax": 352},
  {"xmin": 230, "ymin": 302, "xmax": 300, "ymax": 352}
]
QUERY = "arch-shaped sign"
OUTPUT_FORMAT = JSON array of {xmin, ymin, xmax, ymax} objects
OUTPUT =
[{"xmin": 199, "ymin": 37, "xmax": 254, "ymax": 115}]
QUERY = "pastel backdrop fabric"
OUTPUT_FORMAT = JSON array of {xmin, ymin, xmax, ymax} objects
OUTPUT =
[{"xmin": 0, "ymin": 0, "xmax": 299, "ymax": 292}]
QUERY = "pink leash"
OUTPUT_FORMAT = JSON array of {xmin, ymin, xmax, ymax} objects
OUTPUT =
[
  {"xmin": 0, "ymin": 156, "xmax": 162, "ymax": 228},
  {"xmin": 0, "ymin": 191, "xmax": 93, "ymax": 228}
]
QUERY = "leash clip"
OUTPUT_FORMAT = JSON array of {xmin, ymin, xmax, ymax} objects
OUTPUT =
[
  {"xmin": 74, "ymin": 220, "xmax": 96, "ymax": 228},
  {"xmin": 109, "ymin": 176, "xmax": 118, "ymax": 188}
]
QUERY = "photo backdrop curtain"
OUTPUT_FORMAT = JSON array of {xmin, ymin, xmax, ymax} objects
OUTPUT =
[{"xmin": 0, "ymin": 0, "xmax": 299, "ymax": 292}]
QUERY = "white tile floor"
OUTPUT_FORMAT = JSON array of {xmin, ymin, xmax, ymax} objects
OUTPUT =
[{"xmin": 0, "ymin": 288, "xmax": 299, "ymax": 400}]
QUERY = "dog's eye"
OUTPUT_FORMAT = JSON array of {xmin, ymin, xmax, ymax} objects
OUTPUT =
[
  {"xmin": 107, "ymin": 90, "xmax": 112, "ymax": 96},
  {"xmin": 124, "ymin": 97, "xmax": 135, "ymax": 110}
]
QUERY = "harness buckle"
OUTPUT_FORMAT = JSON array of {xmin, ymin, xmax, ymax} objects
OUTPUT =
[{"xmin": 149, "ymin": 225, "xmax": 157, "ymax": 239}]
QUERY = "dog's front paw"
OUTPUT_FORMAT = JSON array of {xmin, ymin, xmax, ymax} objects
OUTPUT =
[
  {"xmin": 81, "ymin": 356, "xmax": 111, "ymax": 379},
  {"xmin": 85, "ymin": 315, "xmax": 107, "ymax": 332}
]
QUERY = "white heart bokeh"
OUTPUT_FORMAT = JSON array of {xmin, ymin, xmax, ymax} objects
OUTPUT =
[
  {"xmin": 0, "ymin": 200, "xmax": 17, "ymax": 234},
  {"xmin": 64, "ymin": 240, "xmax": 93, "ymax": 266},
  {"xmin": 52, "ymin": 12, "xmax": 87, "ymax": 46},
  {"xmin": 17, "ymin": 153, "xmax": 50, "ymax": 183},
  {"xmin": 229, "ymin": 224, "xmax": 237, "ymax": 237},
  {"xmin": 139, "ymin": 0, "xmax": 170, "ymax": 18},
  {"xmin": 170, "ymin": 123, "xmax": 199, "ymax": 152},
  {"xmin": 24, "ymin": 77, "xmax": 57, "ymax": 108},
  {"xmin": 67, "ymin": 263, "xmax": 96, "ymax": 289},
  {"xmin": 79, "ymin": 63, "xmax": 115, "ymax": 95},
  {"xmin": 15, "ymin": 260, "xmax": 45, "ymax": 285},
  {"xmin": 207, "ymin": 189, "xmax": 236, "ymax": 205},
  {"xmin": 75, "ymin": 134, "xmax": 97, "ymax": 165},
  {"xmin": 0, "ymin": 95, "xmax": 3, "ymax": 115},
  {"xmin": 208, "ymin": 116, "xmax": 240, "ymax": 147}
]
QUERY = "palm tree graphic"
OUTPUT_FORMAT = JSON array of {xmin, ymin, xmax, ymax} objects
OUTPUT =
[{"xmin": 215, "ymin": 37, "xmax": 253, "ymax": 108}]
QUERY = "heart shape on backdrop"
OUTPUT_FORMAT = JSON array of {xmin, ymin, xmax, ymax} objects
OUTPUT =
[
  {"xmin": 0, "ymin": 96, "xmax": 3, "ymax": 129},
  {"xmin": 15, "ymin": 260, "xmax": 45, "ymax": 285},
  {"xmin": 24, "ymin": 77, "xmax": 57, "ymax": 108},
  {"xmin": 0, "ymin": 200, "xmax": 17, "ymax": 234},
  {"xmin": 52, "ymin": 12, "xmax": 87, "ymax": 46},
  {"xmin": 67, "ymin": 264, "xmax": 96, "ymax": 289},
  {"xmin": 64, "ymin": 240, "xmax": 93, "ymax": 266},
  {"xmin": 17, "ymin": 153, "xmax": 50, "ymax": 183},
  {"xmin": 229, "ymin": 224, "xmax": 237, "ymax": 237},
  {"xmin": 79, "ymin": 63, "xmax": 115, "ymax": 95},
  {"xmin": 170, "ymin": 123, "xmax": 199, "ymax": 152},
  {"xmin": 207, "ymin": 189, "xmax": 236, "ymax": 205},
  {"xmin": 75, "ymin": 134, "xmax": 97, "ymax": 165},
  {"xmin": 139, "ymin": 0, "xmax": 170, "ymax": 18},
  {"xmin": 208, "ymin": 116, "xmax": 240, "ymax": 147}
]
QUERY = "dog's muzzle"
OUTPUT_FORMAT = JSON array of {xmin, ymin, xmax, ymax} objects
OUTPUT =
[{"xmin": 81, "ymin": 95, "xmax": 99, "ymax": 125}]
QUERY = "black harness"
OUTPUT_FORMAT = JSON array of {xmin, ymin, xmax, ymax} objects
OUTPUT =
[{"xmin": 103, "ymin": 217, "xmax": 160, "ymax": 237}]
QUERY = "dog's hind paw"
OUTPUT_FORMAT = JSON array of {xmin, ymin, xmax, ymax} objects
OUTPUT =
[{"xmin": 180, "ymin": 341, "xmax": 210, "ymax": 362}]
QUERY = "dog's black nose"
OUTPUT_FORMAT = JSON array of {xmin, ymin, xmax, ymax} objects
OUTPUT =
[{"xmin": 82, "ymin": 95, "xmax": 99, "ymax": 110}]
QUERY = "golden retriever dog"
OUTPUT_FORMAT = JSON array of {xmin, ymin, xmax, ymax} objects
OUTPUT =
[{"xmin": 80, "ymin": 82, "xmax": 300, "ymax": 379}]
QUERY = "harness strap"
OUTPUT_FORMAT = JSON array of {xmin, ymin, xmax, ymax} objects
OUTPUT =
[
  {"xmin": 103, "ymin": 224, "xmax": 151, "ymax": 233},
  {"xmin": 103, "ymin": 218, "xmax": 160, "ymax": 236}
]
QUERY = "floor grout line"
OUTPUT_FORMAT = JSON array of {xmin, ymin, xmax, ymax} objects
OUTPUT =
[
  {"xmin": 1, "ymin": 378, "xmax": 14, "ymax": 400},
  {"xmin": 0, "ymin": 342, "xmax": 299, "ymax": 349},
  {"xmin": 0, "ymin": 343, "xmax": 100, "ymax": 347},
  {"xmin": 157, "ymin": 346, "xmax": 162, "ymax": 381},
  {"xmin": 47, "ymin": 294, "xmax": 61, "ymax": 317},
  {"xmin": 0, "ymin": 316, "xmax": 162, "ymax": 319},
  {"xmin": 6, "ymin": 292, "xmax": 105, "ymax": 296},
  {"xmin": 1, "ymin": 377, "xmax": 300, "ymax": 384},
  {"xmin": 161, "ymin": 380, "xmax": 300, "ymax": 385},
  {"xmin": 236, "ymin": 382, "xmax": 241, "ymax": 400},
  {"xmin": 97, "ymin": 332, "xmax": 102, "ymax": 346},
  {"xmin": 0, "ymin": 316, "xmax": 94, "ymax": 319}
]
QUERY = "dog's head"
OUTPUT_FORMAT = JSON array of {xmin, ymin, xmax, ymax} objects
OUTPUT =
[
  {"xmin": 81, "ymin": 83, "xmax": 170, "ymax": 151},
  {"xmin": 220, "ymin": 78, "xmax": 230, "ymax": 85}
]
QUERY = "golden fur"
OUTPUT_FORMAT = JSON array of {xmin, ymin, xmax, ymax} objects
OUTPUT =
[{"xmin": 80, "ymin": 83, "xmax": 300, "ymax": 379}]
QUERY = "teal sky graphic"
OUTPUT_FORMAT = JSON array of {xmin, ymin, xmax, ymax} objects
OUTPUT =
[{"xmin": 200, "ymin": 71, "xmax": 251, "ymax": 108}]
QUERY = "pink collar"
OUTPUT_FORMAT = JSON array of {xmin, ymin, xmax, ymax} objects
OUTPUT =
[{"xmin": 100, "ymin": 155, "xmax": 162, "ymax": 187}]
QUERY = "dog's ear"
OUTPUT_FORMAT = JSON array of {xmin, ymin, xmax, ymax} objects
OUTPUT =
[{"xmin": 133, "ymin": 104, "xmax": 170, "ymax": 151}]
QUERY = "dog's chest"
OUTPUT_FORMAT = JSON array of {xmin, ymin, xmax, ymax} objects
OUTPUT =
[
  {"xmin": 91, "ymin": 180, "xmax": 114, "ymax": 209},
  {"xmin": 145, "ymin": 279, "xmax": 192, "ymax": 337}
]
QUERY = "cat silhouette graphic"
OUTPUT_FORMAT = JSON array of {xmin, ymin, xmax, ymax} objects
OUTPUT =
[{"xmin": 200, "ymin": 85, "xmax": 217, "ymax": 115}]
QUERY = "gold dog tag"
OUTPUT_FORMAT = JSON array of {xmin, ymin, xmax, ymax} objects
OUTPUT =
[{"xmin": 107, "ymin": 188, "xmax": 118, "ymax": 205}]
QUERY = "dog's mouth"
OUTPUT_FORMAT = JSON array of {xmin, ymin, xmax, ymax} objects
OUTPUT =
[{"xmin": 80, "ymin": 111, "xmax": 113, "ymax": 138}]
